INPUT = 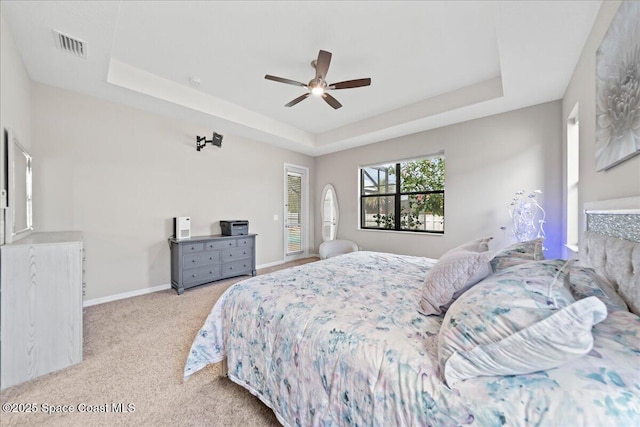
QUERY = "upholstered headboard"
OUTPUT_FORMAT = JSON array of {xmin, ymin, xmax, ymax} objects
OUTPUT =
[{"xmin": 581, "ymin": 197, "xmax": 640, "ymax": 315}]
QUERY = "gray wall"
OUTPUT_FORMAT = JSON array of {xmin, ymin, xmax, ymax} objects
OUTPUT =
[
  {"xmin": 0, "ymin": 7, "xmax": 32, "ymax": 245},
  {"xmin": 5, "ymin": 2, "xmax": 637, "ymax": 302},
  {"xmin": 31, "ymin": 83, "xmax": 315, "ymax": 300},
  {"xmin": 0, "ymin": 8, "xmax": 31, "ymax": 152},
  {"xmin": 562, "ymin": 0, "xmax": 640, "ymax": 253},
  {"xmin": 314, "ymin": 101, "xmax": 563, "ymax": 259}
]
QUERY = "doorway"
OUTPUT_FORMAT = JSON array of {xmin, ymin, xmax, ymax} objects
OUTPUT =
[{"xmin": 284, "ymin": 164, "xmax": 309, "ymax": 260}]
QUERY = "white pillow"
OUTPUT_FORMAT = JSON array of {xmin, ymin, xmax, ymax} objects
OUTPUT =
[
  {"xmin": 448, "ymin": 236, "xmax": 493, "ymax": 254},
  {"xmin": 438, "ymin": 259, "xmax": 607, "ymax": 387},
  {"xmin": 419, "ymin": 250, "xmax": 493, "ymax": 316}
]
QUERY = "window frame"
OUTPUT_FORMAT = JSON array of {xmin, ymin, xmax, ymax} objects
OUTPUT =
[
  {"xmin": 566, "ymin": 103, "xmax": 579, "ymax": 253},
  {"xmin": 359, "ymin": 156, "xmax": 445, "ymax": 234}
]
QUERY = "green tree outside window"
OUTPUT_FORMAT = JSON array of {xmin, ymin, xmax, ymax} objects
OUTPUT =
[{"xmin": 361, "ymin": 157, "xmax": 444, "ymax": 233}]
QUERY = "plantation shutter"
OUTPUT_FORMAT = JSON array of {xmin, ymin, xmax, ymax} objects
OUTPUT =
[{"xmin": 286, "ymin": 172, "xmax": 303, "ymax": 254}]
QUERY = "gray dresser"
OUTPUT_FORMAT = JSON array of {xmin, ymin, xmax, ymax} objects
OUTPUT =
[
  {"xmin": 0, "ymin": 232, "xmax": 84, "ymax": 390},
  {"xmin": 169, "ymin": 234, "xmax": 256, "ymax": 294}
]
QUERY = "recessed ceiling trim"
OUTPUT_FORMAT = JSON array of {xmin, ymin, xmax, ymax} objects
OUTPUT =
[
  {"xmin": 106, "ymin": 59, "xmax": 315, "ymax": 148},
  {"xmin": 53, "ymin": 30, "xmax": 87, "ymax": 58},
  {"xmin": 3, "ymin": 0, "xmax": 600, "ymax": 157},
  {"xmin": 316, "ymin": 76, "xmax": 504, "ymax": 148}
]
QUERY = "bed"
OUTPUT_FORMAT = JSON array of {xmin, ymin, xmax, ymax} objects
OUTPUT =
[{"xmin": 184, "ymin": 199, "xmax": 640, "ymax": 426}]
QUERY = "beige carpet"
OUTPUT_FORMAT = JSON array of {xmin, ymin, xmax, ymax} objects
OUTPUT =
[{"xmin": 0, "ymin": 258, "xmax": 318, "ymax": 427}]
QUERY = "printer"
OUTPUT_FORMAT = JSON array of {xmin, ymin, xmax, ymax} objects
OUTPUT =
[{"xmin": 220, "ymin": 220, "xmax": 249, "ymax": 236}]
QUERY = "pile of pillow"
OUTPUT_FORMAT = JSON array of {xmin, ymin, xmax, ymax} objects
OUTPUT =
[
  {"xmin": 418, "ymin": 237, "xmax": 494, "ymax": 316},
  {"xmin": 420, "ymin": 238, "xmax": 614, "ymax": 388}
]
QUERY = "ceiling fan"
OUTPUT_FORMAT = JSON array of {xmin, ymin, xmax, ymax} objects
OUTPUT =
[{"xmin": 265, "ymin": 50, "xmax": 371, "ymax": 110}]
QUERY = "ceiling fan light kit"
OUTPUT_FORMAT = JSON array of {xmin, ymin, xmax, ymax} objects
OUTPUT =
[
  {"xmin": 265, "ymin": 49, "xmax": 371, "ymax": 109},
  {"xmin": 310, "ymin": 81, "xmax": 326, "ymax": 96}
]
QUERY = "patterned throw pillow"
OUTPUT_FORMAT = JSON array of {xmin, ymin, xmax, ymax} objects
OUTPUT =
[
  {"xmin": 450, "ymin": 236, "xmax": 493, "ymax": 253},
  {"xmin": 438, "ymin": 259, "xmax": 607, "ymax": 387},
  {"xmin": 419, "ymin": 250, "xmax": 493, "ymax": 316},
  {"xmin": 568, "ymin": 266, "xmax": 629, "ymax": 313},
  {"xmin": 490, "ymin": 237, "xmax": 545, "ymax": 271}
]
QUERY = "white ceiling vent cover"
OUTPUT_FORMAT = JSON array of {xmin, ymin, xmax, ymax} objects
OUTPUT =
[{"xmin": 53, "ymin": 30, "xmax": 87, "ymax": 58}]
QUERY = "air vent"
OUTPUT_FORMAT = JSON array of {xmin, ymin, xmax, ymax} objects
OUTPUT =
[{"xmin": 53, "ymin": 30, "xmax": 87, "ymax": 58}]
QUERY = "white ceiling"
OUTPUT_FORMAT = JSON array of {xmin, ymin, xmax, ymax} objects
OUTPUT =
[{"xmin": 2, "ymin": 1, "xmax": 601, "ymax": 156}]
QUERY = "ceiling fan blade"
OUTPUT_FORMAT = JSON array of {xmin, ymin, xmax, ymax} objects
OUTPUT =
[
  {"xmin": 285, "ymin": 93, "xmax": 310, "ymax": 107},
  {"xmin": 315, "ymin": 50, "xmax": 332, "ymax": 81},
  {"xmin": 322, "ymin": 93, "xmax": 342, "ymax": 109},
  {"xmin": 328, "ymin": 78, "xmax": 372, "ymax": 90},
  {"xmin": 265, "ymin": 75, "xmax": 307, "ymax": 87}
]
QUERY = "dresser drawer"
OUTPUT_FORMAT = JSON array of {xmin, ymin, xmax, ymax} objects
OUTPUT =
[
  {"xmin": 236, "ymin": 237, "xmax": 254, "ymax": 248},
  {"xmin": 183, "ymin": 251, "xmax": 220, "ymax": 268},
  {"xmin": 222, "ymin": 246, "xmax": 251, "ymax": 261},
  {"xmin": 223, "ymin": 260, "xmax": 252, "ymax": 276},
  {"xmin": 182, "ymin": 243, "xmax": 204, "ymax": 254},
  {"xmin": 206, "ymin": 240, "xmax": 236, "ymax": 250},
  {"xmin": 170, "ymin": 234, "xmax": 256, "ymax": 294},
  {"xmin": 183, "ymin": 265, "xmax": 221, "ymax": 285}
]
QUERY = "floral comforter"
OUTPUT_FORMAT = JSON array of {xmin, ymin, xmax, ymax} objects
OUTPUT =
[{"xmin": 184, "ymin": 251, "xmax": 640, "ymax": 426}]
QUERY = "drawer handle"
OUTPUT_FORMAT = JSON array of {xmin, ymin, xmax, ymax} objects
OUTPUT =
[
  {"xmin": 209, "ymin": 271, "xmax": 213, "ymax": 274},
  {"xmin": 230, "ymin": 267, "xmax": 233, "ymax": 270},
  {"xmin": 192, "ymin": 274, "xmax": 197, "ymax": 277},
  {"xmin": 228, "ymin": 242, "xmax": 232, "ymax": 246},
  {"xmin": 191, "ymin": 247, "xmax": 195, "ymax": 250},
  {"xmin": 209, "ymin": 257, "xmax": 214, "ymax": 260},
  {"xmin": 192, "ymin": 259, "xmax": 196, "ymax": 263}
]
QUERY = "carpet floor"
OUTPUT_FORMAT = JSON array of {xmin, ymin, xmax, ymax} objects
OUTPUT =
[{"xmin": 0, "ymin": 257, "xmax": 318, "ymax": 427}]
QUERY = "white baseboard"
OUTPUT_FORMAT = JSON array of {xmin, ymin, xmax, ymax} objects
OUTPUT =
[
  {"xmin": 256, "ymin": 260, "xmax": 286, "ymax": 269},
  {"xmin": 83, "ymin": 284, "xmax": 172, "ymax": 308},
  {"xmin": 83, "ymin": 255, "xmax": 320, "ymax": 308},
  {"xmin": 256, "ymin": 253, "xmax": 317, "ymax": 269}
]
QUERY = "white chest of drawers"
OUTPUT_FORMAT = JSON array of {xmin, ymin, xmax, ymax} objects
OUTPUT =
[{"xmin": 0, "ymin": 232, "xmax": 84, "ymax": 390}]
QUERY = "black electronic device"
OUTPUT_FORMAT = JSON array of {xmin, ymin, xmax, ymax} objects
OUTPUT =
[{"xmin": 220, "ymin": 220, "xmax": 249, "ymax": 236}]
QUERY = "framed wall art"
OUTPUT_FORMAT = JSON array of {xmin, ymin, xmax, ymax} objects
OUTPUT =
[{"xmin": 595, "ymin": 1, "xmax": 640, "ymax": 171}]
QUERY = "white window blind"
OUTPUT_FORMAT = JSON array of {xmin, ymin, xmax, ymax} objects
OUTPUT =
[{"xmin": 286, "ymin": 172, "xmax": 302, "ymax": 254}]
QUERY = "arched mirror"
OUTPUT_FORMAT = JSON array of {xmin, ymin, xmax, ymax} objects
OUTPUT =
[{"xmin": 321, "ymin": 184, "xmax": 339, "ymax": 242}]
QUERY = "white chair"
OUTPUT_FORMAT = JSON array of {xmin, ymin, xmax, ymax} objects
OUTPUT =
[{"xmin": 319, "ymin": 239, "xmax": 359, "ymax": 259}]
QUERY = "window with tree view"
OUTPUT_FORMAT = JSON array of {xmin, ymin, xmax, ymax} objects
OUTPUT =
[{"xmin": 360, "ymin": 156, "xmax": 444, "ymax": 233}]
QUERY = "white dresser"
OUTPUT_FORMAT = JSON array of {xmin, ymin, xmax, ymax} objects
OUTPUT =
[{"xmin": 0, "ymin": 231, "xmax": 84, "ymax": 389}]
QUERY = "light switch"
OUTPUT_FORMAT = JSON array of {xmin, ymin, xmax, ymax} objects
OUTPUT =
[{"xmin": 273, "ymin": 214, "xmax": 279, "ymax": 221}]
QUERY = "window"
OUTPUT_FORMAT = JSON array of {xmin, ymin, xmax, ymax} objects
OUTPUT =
[
  {"xmin": 566, "ymin": 104, "xmax": 579, "ymax": 251},
  {"xmin": 360, "ymin": 156, "xmax": 445, "ymax": 233}
]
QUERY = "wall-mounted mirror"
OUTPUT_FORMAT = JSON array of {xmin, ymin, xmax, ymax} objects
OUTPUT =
[
  {"xmin": 321, "ymin": 184, "xmax": 339, "ymax": 242},
  {"xmin": 4, "ymin": 130, "xmax": 33, "ymax": 243}
]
